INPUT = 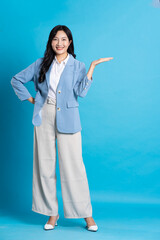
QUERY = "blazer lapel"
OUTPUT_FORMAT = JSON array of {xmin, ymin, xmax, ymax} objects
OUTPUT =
[{"xmin": 45, "ymin": 53, "xmax": 75, "ymax": 89}]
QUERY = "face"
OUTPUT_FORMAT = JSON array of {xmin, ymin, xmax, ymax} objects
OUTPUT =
[{"xmin": 51, "ymin": 30, "xmax": 72, "ymax": 55}]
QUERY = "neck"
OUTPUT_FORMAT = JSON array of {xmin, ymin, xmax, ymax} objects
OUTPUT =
[{"xmin": 56, "ymin": 52, "xmax": 68, "ymax": 63}]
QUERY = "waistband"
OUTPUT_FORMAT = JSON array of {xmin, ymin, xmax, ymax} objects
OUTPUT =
[{"xmin": 44, "ymin": 97, "xmax": 56, "ymax": 105}]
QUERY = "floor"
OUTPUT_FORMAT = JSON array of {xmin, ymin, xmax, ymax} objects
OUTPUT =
[{"xmin": 1, "ymin": 201, "xmax": 160, "ymax": 240}]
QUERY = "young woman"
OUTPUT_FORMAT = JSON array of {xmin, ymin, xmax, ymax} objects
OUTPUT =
[{"xmin": 11, "ymin": 25, "xmax": 113, "ymax": 232}]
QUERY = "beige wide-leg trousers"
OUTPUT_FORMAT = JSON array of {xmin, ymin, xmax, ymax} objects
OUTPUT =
[{"xmin": 32, "ymin": 97, "xmax": 93, "ymax": 218}]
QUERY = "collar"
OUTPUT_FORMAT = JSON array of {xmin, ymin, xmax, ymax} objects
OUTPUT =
[{"xmin": 54, "ymin": 53, "xmax": 70, "ymax": 65}]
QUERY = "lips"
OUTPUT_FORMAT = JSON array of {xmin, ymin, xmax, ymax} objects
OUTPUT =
[{"xmin": 56, "ymin": 47, "xmax": 64, "ymax": 50}]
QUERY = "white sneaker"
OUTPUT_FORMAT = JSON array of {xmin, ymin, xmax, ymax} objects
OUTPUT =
[
  {"xmin": 44, "ymin": 214, "xmax": 59, "ymax": 230},
  {"xmin": 86, "ymin": 224, "xmax": 98, "ymax": 232}
]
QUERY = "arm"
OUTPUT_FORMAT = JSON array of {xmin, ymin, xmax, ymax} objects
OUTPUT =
[
  {"xmin": 10, "ymin": 58, "xmax": 41, "ymax": 103},
  {"xmin": 73, "ymin": 62, "xmax": 94, "ymax": 98},
  {"xmin": 73, "ymin": 57, "xmax": 114, "ymax": 98},
  {"xmin": 87, "ymin": 63, "xmax": 95, "ymax": 81}
]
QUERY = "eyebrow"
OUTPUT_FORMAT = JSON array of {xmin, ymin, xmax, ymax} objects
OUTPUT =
[{"xmin": 53, "ymin": 37, "xmax": 67, "ymax": 39}]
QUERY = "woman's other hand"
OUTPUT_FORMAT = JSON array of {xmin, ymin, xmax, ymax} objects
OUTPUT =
[{"xmin": 28, "ymin": 97, "xmax": 35, "ymax": 104}]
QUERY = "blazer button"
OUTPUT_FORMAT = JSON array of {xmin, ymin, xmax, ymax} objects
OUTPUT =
[
  {"xmin": 86, "ymin": 82, "xmax": 89, "ymax": 85},
  {"xmin": 84, "ymin": 87, "xmax": 86, "ymax": 90},
  {"xmin": 57, "ymin": 107, "xmax": 61, "ymax": 111},
  {"xmin": 58, "ymin": 90, "xmax": 61, "ymax": 93}
]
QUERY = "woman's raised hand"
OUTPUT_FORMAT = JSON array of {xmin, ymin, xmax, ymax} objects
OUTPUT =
[
  {"xmin": 87, "ymin": 57, "xmax": 113, "ymax": 80},
  {"xmin": 92, "ymin": 57, "xmax": 113, "ymax": 67}
]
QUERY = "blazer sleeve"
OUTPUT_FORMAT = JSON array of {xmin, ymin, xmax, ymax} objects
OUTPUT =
[
  {"xmin": 10, "ymin": 58, "xmax": 41, "ymax": 101},
  {"xmin": 73, "ymin": 62, "xmax": 93, "ymax": 98}
]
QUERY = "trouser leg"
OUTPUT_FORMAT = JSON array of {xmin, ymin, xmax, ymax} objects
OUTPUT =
[
  {"xmin": 56, "ymin": 129, "xmax": 93, "ymax": 218},
  {"xmin": 32, "ymin": 102, "xmax": 58, "ymax": 216}
]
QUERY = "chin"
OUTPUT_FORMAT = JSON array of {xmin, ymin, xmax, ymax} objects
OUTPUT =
[{"xmin": 57, "ymin": 52, "xmax": 66, "ymax": 55}]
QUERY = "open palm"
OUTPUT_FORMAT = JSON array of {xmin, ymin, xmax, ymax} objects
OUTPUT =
[{"xmin": 92, "ymin": 57, "xmax": 113, "ymax": 66}]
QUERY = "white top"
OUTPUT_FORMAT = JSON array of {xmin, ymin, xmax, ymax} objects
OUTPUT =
[{"xmin": 47, "ymin": 53, "xmax": 70, "ymax": 100}]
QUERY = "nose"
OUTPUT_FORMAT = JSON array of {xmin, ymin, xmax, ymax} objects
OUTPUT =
[{"xmin": 57, "ymin": 40, "xmax": 63, "ymax": 45}]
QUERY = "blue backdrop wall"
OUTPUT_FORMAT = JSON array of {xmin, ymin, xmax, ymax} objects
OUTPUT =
[{"xmin": 1, "ymin": 0, "xmax": 160, "ymax": 213}]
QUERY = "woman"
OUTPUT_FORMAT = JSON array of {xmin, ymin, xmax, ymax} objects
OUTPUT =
[{"xmin": 11, "ymin": 25, "xmax": 113, "ymax": 232}]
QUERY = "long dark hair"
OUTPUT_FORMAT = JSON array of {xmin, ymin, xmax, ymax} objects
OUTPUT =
[{"xmin": 38, "ymin": 25, "xmax": 76, "ymax": 83}]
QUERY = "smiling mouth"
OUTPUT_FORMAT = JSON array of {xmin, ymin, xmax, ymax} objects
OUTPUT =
[{"xmin": 56, "ymin": 47, "xmax": 64, "ymax": 50}]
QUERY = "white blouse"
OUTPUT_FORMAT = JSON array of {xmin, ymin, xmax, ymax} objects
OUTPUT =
[{"xmin": 47, "ymin": 53, "xmax": 70, "ymax": 101}]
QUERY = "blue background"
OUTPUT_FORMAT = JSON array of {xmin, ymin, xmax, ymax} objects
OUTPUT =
[{"xmin": 1, "ymin": 0, "xmax": 160, "ymax": 239}]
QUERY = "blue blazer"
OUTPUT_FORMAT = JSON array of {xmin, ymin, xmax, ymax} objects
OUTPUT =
[{"xmin": 10, "ymin": 54, "xmax": 93, "ymax": 133}]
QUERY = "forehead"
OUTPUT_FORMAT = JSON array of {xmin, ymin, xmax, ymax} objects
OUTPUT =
[{"xmin": 54, "ymin": 30, "xmax": 68, "ymax": 38}]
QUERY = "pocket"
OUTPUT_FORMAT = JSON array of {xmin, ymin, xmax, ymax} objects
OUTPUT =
[{"xmin": 66, "ymin": 100, "xmax": 79, "ymax": 108}]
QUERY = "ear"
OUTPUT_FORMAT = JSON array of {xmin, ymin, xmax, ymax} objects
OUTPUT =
[{"xmin": 69, "ymin": 40, "xmax": 72, "ymax": 45}]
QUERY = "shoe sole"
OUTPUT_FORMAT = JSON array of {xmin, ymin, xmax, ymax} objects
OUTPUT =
[{"xmin": 86, "ymin": 225, "xmax": 98, "ymax": 232}]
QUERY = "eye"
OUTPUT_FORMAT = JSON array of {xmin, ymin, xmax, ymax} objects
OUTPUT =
[{"xmin": 52, "ymin": 38, "xmax": 66, "ymax": 41}]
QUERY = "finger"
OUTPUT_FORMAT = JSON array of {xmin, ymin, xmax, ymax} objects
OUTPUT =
[
  {"xmin": 100, "ymin": 58, "xmax": 113, "ymax": 62},
  {"xmin": 104, "ymin": 57, "xmax": 113, "ymax": 59}
]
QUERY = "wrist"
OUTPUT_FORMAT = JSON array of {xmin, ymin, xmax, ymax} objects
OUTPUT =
[{"xmin": 91, "ymin": 62, "xmax": 96, "ymax": 68}]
